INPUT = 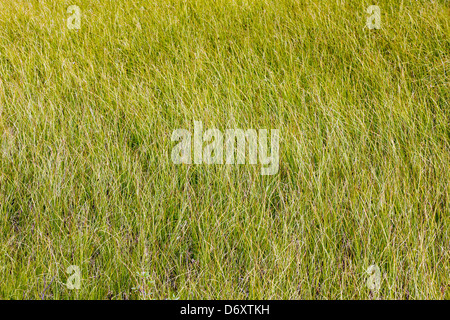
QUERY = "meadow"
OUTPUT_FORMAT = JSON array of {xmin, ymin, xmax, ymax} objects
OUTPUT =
[{"xmin": 0, "ymin": 0, "xmax": 449, "ymax": 299}]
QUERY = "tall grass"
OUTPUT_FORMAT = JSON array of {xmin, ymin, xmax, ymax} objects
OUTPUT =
[{"xmin": 0, "ymin": 0, "xmax": 449, "ymax": 299}]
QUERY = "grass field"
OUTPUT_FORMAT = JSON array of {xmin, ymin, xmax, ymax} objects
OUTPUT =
[{"xmin": 0, "ymin": 0, "xmax": 449, "ymax": 299}]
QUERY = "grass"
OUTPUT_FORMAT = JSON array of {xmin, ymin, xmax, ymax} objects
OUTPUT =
[{"xmin": 0, "ymin": 0, "xmax": 449, "ymax": 300}]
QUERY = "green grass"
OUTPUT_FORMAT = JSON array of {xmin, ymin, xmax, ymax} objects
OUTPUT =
[{"xmin": 0, "ymin": 0, "xmax": 449, "ymax": 299}]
